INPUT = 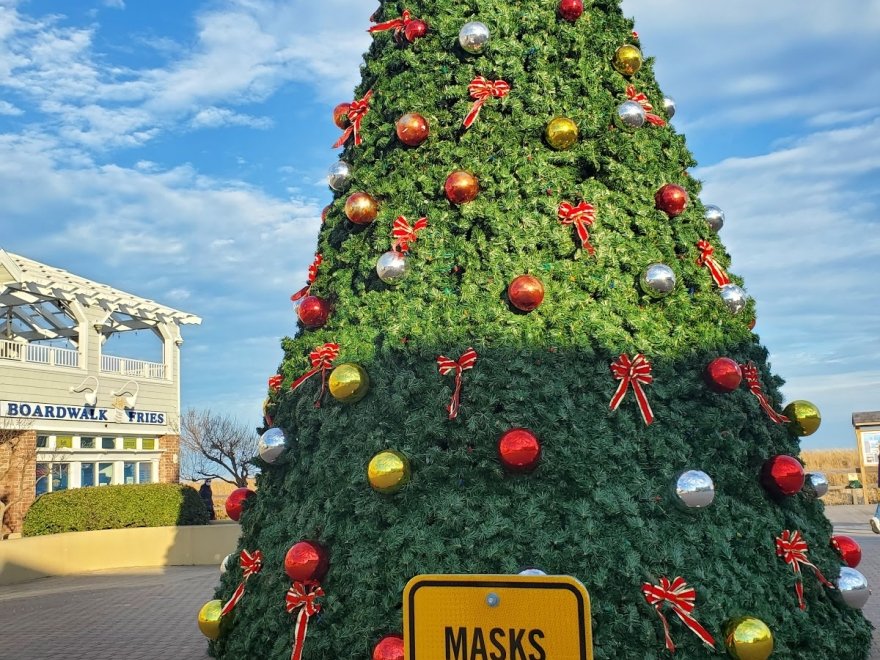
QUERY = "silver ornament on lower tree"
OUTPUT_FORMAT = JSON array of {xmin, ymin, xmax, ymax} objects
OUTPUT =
[
  {"xmin": 719, "ymin": 283, "xmax": 747, "ymax": 314},
  {"xmin": 663, "ymin": 96, "xmax": 676, "ymax": 119},
  {"xmin": 834, "ymin": 567, "xmax": 871, "ymax": 609},
  {"xmin": 258, "ymin": 427, "xmax": 287, "ymax": 464},
  {"xmin": 518, "ymin": 567, "xmax": 547, "ymax": 576},
  {"xmin": 805, "ymin": 472, "xmax": 829, "ymax": 498},
  {"xmin": 673, "ymin": 469, "xmax": 715, "ymax": 510},
  {"xmin": 327, "ymin": 160, "xmax": 352, "ymax": 191},
  {"xmin": 220, "ymin": 553, "xmax": 234, "ymax": 574},
  {"xmin": 640, "ymin": 263, "xmax": 677, "ymax": 298},
  {"xmin": 704, "ymin": 204, "xmax": 725, "ymax": 232},
  {"xmin": 459, "ymin": 21, "xmax": 490, "ymax": 54},
  {"xmin": 617, "ymin": 100, "xmax": 646, "ymax": 129},
  {"xmin": 376, "ymin": 250, "xmax": 410, "ymax": 285}
]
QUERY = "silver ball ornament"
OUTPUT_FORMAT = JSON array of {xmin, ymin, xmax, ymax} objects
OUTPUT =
[
  {"xmin": 327, "ymin": 160, "xmax": 352, "ymax": 191},
  {"xmin": 719, "ymin": 283, "xmax": 747, "ymax": 314},
  {"xmin": 805, "ymin": 472, "xmax": 829, "ymax": 498},
  {"xmin": 617, "ymin": 100, "xmax": 646, "ymax": 129},
  {"xmin": 640, "ymin": 263, "xmax": 677, "ymax": 298},
  {"xmin": 673, "ymin": 469, "xmax": 715, "ymax": 510},
  {"xmin": 220, "ymin": 553, "xmax": 234, "ymax": 574},
  {"xmin": 459, "ymin": 21, "xmax": 490, "ymax": 54},
  {"xmin": 704, "ymin": 204, "xmax": 725, "ymax": 232},
  {"xmin": 518, "ymin": 568, "xmax": 547, "ymax": 576},
  {"xmin": 258, "ymin": 427, "xmax": 287, "ymax": 464},
  {"xmin": 376, "ymin": 250, "xmax": 410, "ymax": 285},
  {"xmin": 835, "ymin": 567, "xmax": 871, "ymax": 609},
  {"xmin": 663, "ymin": 96, "xmax": 676, "ymax": 119}
]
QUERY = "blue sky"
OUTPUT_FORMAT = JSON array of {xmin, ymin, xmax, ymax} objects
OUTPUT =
[{"xmin": 1, "ymin": 0, "xmax": 878, "ymax": 450}]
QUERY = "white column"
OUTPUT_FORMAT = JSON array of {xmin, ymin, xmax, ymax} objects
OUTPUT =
[{"xmin": 70, "ymin": 461, "xmax": 81, "ymax": 489}]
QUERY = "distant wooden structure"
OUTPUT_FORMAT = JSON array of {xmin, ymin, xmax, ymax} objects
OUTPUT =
[{"xmin": 852, "ymin": 411, "xmax": 880, "ymax": 505}]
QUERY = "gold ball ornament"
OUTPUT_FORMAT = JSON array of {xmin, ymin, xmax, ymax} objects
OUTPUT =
[
  {"xmin": 344, "ymin": 192, "xmax": 379, "ymax": 225},
  {"xmin": 612, "ymin": 44, "xmax": 643, "ymax": 76},
  {"xmin": 328, "ymin": 363, "xmax": 370, "ymax": 403},
  {"xmin": 197, "ymin": 599, "xmax": 231, "ymax": 640},
  {"xmin": 782, "ymin": 400, "xmax": 821, "ymax": 436},
  {"xmin": 723, "ymin": 617, "xmax": 773, "ymax": 660},
  {"xmin": 545, "ymin": 116, "xmax": 579, "ymax": 150},
  {"xmin": 367, "ymin": 449, "xmax": 411, "ymax": 494}
]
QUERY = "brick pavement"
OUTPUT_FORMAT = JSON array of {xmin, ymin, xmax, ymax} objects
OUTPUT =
[{"xmin": 0, "ymin": 505, "xmax": 876, "ymax": 659}]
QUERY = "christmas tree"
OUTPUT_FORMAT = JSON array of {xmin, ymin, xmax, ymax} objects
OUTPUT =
[{"xmin": 201, "ymin": 1, "xmax": 874, "ymax": 658}]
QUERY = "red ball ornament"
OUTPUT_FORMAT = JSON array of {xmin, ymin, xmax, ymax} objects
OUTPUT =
[
  {"xmin": 404, "ymin": 19, "xmax": 428, "ymax": 42},
  {"xmin": 321, "ymin": 205, "xmax": 331, "ymax": 224},
  {"xmin": 297, "ymin": 295, "xmax": 331, "ymax": 329},
  {"xmin": 704, "ymin": 357, "xmax": 743, "ymax": 393},
  {"xmin": 655, "ymin": 184, "xmax": 689, "ymax": 217},
  {"xmin": 396, "ymin": 113, "xmax": 429, "ymax": 147},
  {"xmin": 284, "ymin": 540, "xmax": 329, "ymax": 582},
  {"xmin": 498, "ymin": 428, "xmax": 542, "ymax": 473},
  {"xmin": 372, "ymin": 634, "xmax": 404, "ymax": 660},
  {"xmin": 831, "ymin": 535, "xmax": 862, "ymax": 568},
  {"xmin": 332, "ymin": 102, "xmax": 351, "ymax": 129},
  {"xmin": 760, "ymin": 455, "xmax": 805, "ymax": 497},
  {"xmin": 444, "ymin": 171, "xmax": 479, "ymax": 204},
  {"xmin": 224, "ymin": 487, "xmax": 255, "ymax": 521},
  {"xmin": 558, "ymin": 0, "xmax": 584, "ymax": 22},
  {"xmin": 508, "ymin": 275, "xmax": 545, "ymax": 312},
  {"xmin": 345, "ymin": 192, "xmax": 379, "ymax": 225}
]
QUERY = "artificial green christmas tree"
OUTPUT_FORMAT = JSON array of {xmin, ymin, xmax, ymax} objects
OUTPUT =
[{"xmin": 205, "ymin": 1, "xmax": 874, "ymax": 658}]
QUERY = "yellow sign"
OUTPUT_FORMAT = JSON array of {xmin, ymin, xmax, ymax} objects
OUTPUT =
[{"xmin": 403, "ymin": 574, "xmax": 593, "ymax": 660}]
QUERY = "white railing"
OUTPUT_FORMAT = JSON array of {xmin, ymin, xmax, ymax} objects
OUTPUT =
[
  {"xmin": 101, "ymin": 354, "xmax": 165, "ymax": 380},
  {"xmin": 0, "ymin": 340, "xmax": 80, "ymax": 368}
]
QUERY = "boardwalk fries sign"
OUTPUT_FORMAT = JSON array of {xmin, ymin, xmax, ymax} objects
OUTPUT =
[{"xmin": 403, "ymin": 574, "xmax": 592, "ymax": 660}]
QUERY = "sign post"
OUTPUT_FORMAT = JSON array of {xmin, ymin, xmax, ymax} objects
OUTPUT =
[
  {"xmin": 852, "ymin": 411, "xmax": 880, "ymax": 505},
  {"xmin": 403, "ymin": 574, "xmax": 592, "ymax": 660}
]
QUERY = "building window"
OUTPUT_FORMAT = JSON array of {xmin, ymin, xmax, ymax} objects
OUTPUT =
[
  {"xmin": 51, "ymin": 464, "xmax": 69, "ymax": 491},
  {"xmin": 36, "ymin": 435, "xmax": 49, "ymax": 449},
  {"xmin": 56, "ymin": 436, "xmax": 73, "ymax": 450},
  {"xmin": 123, "ymin": 437, "xmax": 137, "ymax": 451},
  {"xmin": 80, "ymin": 436, "xmax": 95, "ymax": 449},
  {"xmin": 123, "ymin": 462, "xmax": 136, "ymax": 485},
  {"xmin": 98, "ymin": 463, "xmax": 113, "ymax": 486},
  {"xmin": 138, "ymin": 462, "xmax": 153, "ymax": 484},
  {"xmin": 35, "ymin": 463, "xmax": 50, "ymax": 495},
  {"xmin": 142, "ymin": 438, "xmax": 156, "ymax": 450},
  {"xmin": 81, "ymin": 463, "xmax": 95, "ymax": 487},
  {"xmin": 101, "ymin": 437, "xmax": 116, "ymax": 450}
]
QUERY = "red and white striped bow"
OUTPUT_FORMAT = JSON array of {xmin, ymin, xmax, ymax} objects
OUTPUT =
[
  {"xmin": 776, "ymin": 530, "xmax": 835, "ymax": 610},
  {"xmin": 368, "ymin": 9, "xmax": 422, "ymax": 41},
  {"xmin": 642, "ymin": 577, "xmax": 716, "ymax": 652},
  {"xmin": 291, "ymin": 254, "xmax": 324, "ymax": 303},
  {"xmin": 626, "ymin": 85, "xmax": 666, "ymax": 126},
  {"xmin": 463, "ymin": 77, "xmax": 510, "ymax": 128},
  {"xmin": 285, "ymin": 580, "xmax": 324, "ymax": 660},
  {"xmin": 391, "ymin": 215, "xmax": 428, "ymax": 253},
  {"xmin": 696, "ymin": 240, "xmax": 730, "ymax": 287},
  {"xmin": 609, "ymin": 353, "xmax": 655, "ymax": 425},
  {"xmin": 268, "ymin": 375, "xmax": 283, "ymax": 392},
  {"xmin": 437, "ymin": 348, "xmax": 478, "ymax": 420},
  {"xmin": 220, "ymin": 549, "xmax": 263, "ymax": 616},
  {"xmin": 558, "ymin": 201, "xmax": 597, "ymax": 255},
  {"xmin": 291, "ymin": 343, "xmax": 340, "ymax": 408},
  {"xmin": 740, "ymin": 362, "xmax": 790, "ymax": 424},
  {"xmin": 332, "ymin": 90, "xmax": 373, "ymax": 148}
]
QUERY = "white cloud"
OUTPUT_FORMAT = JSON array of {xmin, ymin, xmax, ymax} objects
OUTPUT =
[
  {"xmin": 0, "ymin": 99, "xmax": 21, "ymax": 115},
  {"xmin": 103, "ymin": 0, "xmax": 125, "ymax": 8},
  {"xmin": 190, "ymin": 106, "xmax": 273, "ymax": 129}
]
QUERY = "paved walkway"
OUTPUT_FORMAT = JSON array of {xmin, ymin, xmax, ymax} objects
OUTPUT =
[{"xmin": 0, "ymin": 506, "xmax": 877, "ymax": 659}]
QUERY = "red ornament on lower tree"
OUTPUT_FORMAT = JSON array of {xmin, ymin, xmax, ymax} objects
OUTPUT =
[
  {"xmin": 558, "ymin": 0, "xmax": 584, "ymax": 22},
  {"xmin": 444, "ymin": 171, "xmax": 479, "ymax": 205},
  {"xmin": 498, "ymin": 428, "xmax": 542, "ymax": 473},
  {"xmin": 831, "ymin": 535, "xmax": 862, "ymax": 568},
  {"xmin": 332, "ymin": 102, "xmax": 351, "ymax": 129},
  {"xmin": 321, "ymin": 205, "xmax": 331, "ymax": 224},
  {"xmin": 655, "ymin": 184, "xmax": 689, "ymax": 217},
  {"xmin": 284, "ymin": 540, "xmax": 329, "ymax": 583},
  {"xmin": 297, "ymin": 295, "xmax": 331, "ymax": 329},
  {"xmin": 396, "ymin": 112, "xmax": 430, "ymax": 147},
  {"xmin": 404, "ymin": 19, "xmax": 428, "ymax": 43},
  {"xmin": 508, "ymin": 275, "xmax": 545, "ymax": 312},
  {"xmin": 760, "ymin": 455, "xmax": 805, "ymax": 497},
  {"xmin": 372, "ymin": 634, "xmax": 404, "ymax": 660},
  {"xmin": 225, "ymin": 487, "xmax": 256, "ymax": 521},
  {"xmin": 704, "ymin": 357, "xmax": 743, "ymax": 393}
]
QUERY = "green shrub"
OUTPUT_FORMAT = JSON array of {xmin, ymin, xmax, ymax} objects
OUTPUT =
[{"xmin": 22, "ymin": 483, "xmax": 209, "ymax": 537}]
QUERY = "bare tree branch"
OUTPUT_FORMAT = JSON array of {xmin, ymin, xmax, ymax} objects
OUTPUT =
[
  {"xmin": 178, "ymin": 408, "xmax": 259, "ymax": 487},
  {"xmin": 0, "ymin": 416, "xmax": 34, "ymax": 539}
]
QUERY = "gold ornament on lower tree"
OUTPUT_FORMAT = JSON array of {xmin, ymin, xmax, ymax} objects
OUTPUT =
[
  {"xmin": 368, "ymin": 449, "xmax": 411, "ymax": 494},
  {"xmin": 344, "ymin": 192, "xmax": 379, "ymax": 225},
  {"xmin": 545, "ymin": 116, "xmax": 579, "ymax": 150},
  {"xmin": 612, "ymin": 44, "xmax": 642, "ymax": 76},
  {"xmin": 197, "ymin": 599, "xmax": 231, "ymax": 640},
  {"xmin": 782, "ymin": 400, "xmax": 821, "ymax": 436},
  {"xmin": 723, "ymin": 617, "xmax": 773, "ymax": 660},
  {"xmin": 328, "ymin": 363, "xmax": 370, "ymax": 403}
]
